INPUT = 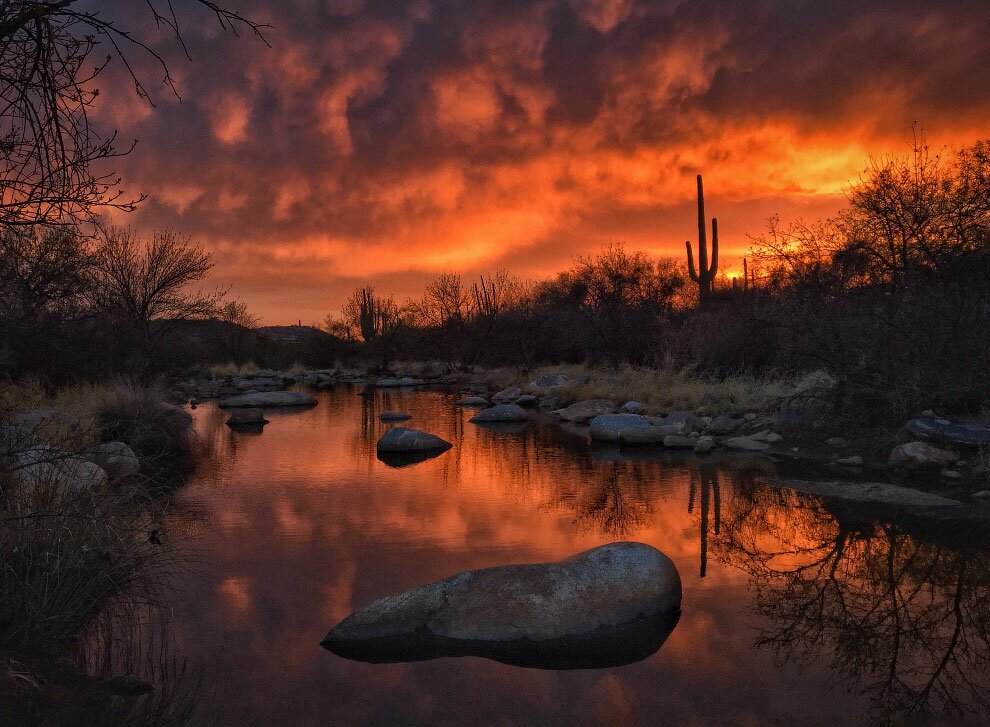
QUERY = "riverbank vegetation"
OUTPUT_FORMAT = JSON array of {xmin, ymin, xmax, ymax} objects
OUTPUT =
[{"xmin": 322, "ymin": 136, "xmax": 990, "ymax": 432}]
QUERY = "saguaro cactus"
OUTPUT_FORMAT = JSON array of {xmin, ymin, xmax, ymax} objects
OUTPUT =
[
  {"xmin": 358, "ymin": 286, "xmax": 378, "ymax": 342},
  {"xmin": 685, "ymin": 174, "xmax": 719, "ymax": 302}
]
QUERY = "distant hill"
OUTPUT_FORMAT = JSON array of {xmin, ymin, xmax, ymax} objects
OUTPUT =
[{"xmin": 257, "ymin": 325, "xmax": 338, "ymax": 344}]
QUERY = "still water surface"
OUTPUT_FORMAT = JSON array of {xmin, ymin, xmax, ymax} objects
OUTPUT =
[{"xmin": 159, "ymin": 386, "xmax": 990, "ymax": 725}]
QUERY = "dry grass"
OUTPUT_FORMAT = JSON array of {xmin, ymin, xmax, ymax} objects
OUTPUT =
[
  {"xmin": 207, "ymin": 361, "xmax": 259, "ymax": 378},
  {"xmin": 92, "ymin": 382, "xmax": 196, "ymax": 478},
  {"xmin": 480, "ymin": 364, "xmax": 794, "ymax": 414},
  {"xmin": 0, "ymin": 466, "xmax": 171, "ymax": 654}
]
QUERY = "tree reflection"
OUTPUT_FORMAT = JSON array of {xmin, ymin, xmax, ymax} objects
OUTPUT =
[
  {"xmin": 688, "ymin": 461, "xmax": 721, "ymax": 578},
  {"xmin": 550, "ymin": 461, "xmax": 657, "ymax": 537},
  {"xmin": 715, "ymin": 484, "xmax": 990, "ymax": 720}
]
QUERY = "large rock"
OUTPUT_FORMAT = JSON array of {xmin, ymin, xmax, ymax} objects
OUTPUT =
[
  {"xmin": 82, "ymin": 441, "xmax": 140, "ymax": 479},
  {"xmin": 889, "ymin": 441, "xmax": 957, "ymax": 471},
  {"xmin": 589, "ymin": 414, "xmax": 650, "ymax": 442},
  {"xmin": 470, "ymin": 405, "xmax": 528, "ymax": 423},
  {"xmin": 906, "ymin": 417, "xmax": 990, "ymax": 448},
  {"xmin": 13, "ymin": 446, "xmax": 108, "ymax": 492},
  {"xmin": 377, "ymin": 427, "xmax": 452, "ymax": 453},
  {"xmin": 9, "ymin": 408, "xmax": 83, "ymax": 447},
  {"xmin": 529, "ymin": 372, "xmax": 570, "ymax": 391},
  {"xmin": 219, "ymin": 391, "xmax": 316, "ymax": 408},
  {"xmin": 552, "ymin": 399, "xmax": 616, "ymax": 424},
  {"xmin": 322, "ymin": 542, "xmax": 681, "ymax": 669}
]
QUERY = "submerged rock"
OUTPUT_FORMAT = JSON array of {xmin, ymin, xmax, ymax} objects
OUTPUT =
[
  {"xmin": 470, "ymin": 404, "xmax": 529, "ymax": 423},
  {"xmin": 454, "ymin": 396, "xmax": 489, "ymax": 408},
  {"xmin": 225, "ymin": 408, "xmax": 269, "ymax": 429},
  {"xmin": 322, "ymin": 542, "xmax": 681, "ymax": 669},
  {"xmin": 219, "ymin": 391, "xmax": 316, "ymax": 408},
  {"xmin": 379, "ymin": 411, "xmax": 413, "ymax": 422},
  {"xmin": 377, "ymin": 427, "xmax": 452, "ymax": 453},
  {"xmin": 589, "ymin": 414, "xmax": 650, "ymax": 442}
]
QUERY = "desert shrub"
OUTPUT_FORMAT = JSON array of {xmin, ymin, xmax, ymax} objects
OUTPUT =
[
  {"xmin": 91, "ymin": 383, "xmax": 196, "ymax": 478},
  {"xmin": 0, "ymin": 466, "xmax": 168, "ymax": 654}
]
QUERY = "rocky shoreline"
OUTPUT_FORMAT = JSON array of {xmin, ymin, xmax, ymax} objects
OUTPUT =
[{"xmin": 171, "ymin": 365, "xmax": 990, "ymax": 497}]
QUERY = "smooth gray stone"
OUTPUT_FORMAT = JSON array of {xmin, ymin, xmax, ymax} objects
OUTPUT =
[
  {"xmin": 589, "ymin": 414, "xmax": 650, "ymax": 442},
  {"xmin": 470, "ymin": 404, "xmax": 528, "ymax": 423},
  {"xmin": 376, "ymin": 427, "xmax": 452, "ymax": 453},
  {"xmin": 322, "ymin": 543, "xmax": 681, "ymax": 668}
]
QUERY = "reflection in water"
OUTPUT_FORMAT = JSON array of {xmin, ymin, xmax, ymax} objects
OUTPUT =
[
  {"xmin": 714, "ymin": 485, "xmax": 990, "ymax": 720},
  {"xmin": 324, "ymin": 612, "xmax": 681, "ymax": 670},
  {"xmin": 159, "ymin": 387, "xmax": 990, "ymax": 725}
]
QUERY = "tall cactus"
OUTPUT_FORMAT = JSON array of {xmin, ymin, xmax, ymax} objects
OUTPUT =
[
  {"xmin": 358, "ymin": 286, "xmax": 378, "ymax": 342},
  {"xmin": 685, "ymin": 174, "xmax": 719, "ymax": 302}
]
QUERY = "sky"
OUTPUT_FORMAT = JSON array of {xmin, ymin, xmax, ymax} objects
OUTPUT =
[{"xmin": 91, "ymin": 0, "xmax": 990, "ymax": 324}]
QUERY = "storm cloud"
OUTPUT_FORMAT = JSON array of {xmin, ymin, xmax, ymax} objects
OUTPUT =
[{"xmin": 90, "ymin": 0, "xmax": 990, "ymax": 321}]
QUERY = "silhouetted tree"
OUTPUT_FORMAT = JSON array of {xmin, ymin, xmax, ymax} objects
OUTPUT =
[
  {"xmin": 91, "ymin": 227, "xmax": 225, "ymax": 369},
  {"xmin": 0, "ymin": 1, "xmax": 266, "ymax": 229}
]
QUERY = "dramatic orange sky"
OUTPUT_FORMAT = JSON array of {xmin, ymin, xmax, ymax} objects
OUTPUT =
[{"xmin": 94, "ymin": 0, "xmax": 990, "ymax": 324}]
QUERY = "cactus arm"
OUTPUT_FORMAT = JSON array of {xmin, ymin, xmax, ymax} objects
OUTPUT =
[
  {"xmin": 686, "ymin": 240, "xmax": 699, "ymax": 282},
  {"xmin": 709, "ymin": 217, "xmax": 719, "ymax": 279},
  {"xmin": 696, "ymin": 174, "xmax": 708, "ymax": 276}
]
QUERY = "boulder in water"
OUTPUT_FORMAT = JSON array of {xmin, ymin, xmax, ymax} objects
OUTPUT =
[
  {"xmin": 377, "ymin": 427, "xmax": 452, "ymax": 453},
  {"xmin": 322, "ymin": 542, "xmax": 681, "ymax": 669},
  {"xmin": 470, "ymin": 404, "xmax": 528, "ymax": 423},
  {"xmin": 589, "ymin": 414, "xmax": 650, "ymax": 442}
]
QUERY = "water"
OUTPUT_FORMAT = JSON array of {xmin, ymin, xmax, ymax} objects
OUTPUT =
[{"xmin": 156, "ymin": 386, "xmax": 990, "ymax": 725}]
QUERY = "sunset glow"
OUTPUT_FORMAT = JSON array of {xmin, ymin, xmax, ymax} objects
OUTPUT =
[{"xmin": 92, "ymin": 0, "xmax": 990, "ymax": 321}]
